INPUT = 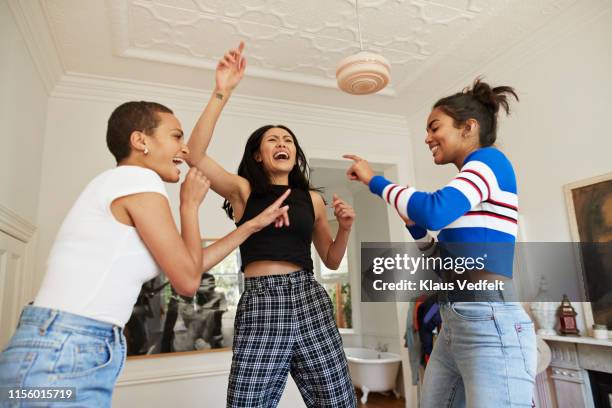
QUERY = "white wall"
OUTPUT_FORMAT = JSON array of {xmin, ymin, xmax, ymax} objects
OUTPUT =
[
  {"xmin": 0, "ymin": 1, "xmax": 47, "ymax": 224},
  {"xmin": 0, "ymin": 1, "xmax": 48, "ymax": 327},
  {"xmin": 30, "ymin": 76, "xmax": 412, "ymax": 406},
  {"xmin": 353, "ymin": 189, "xmax": 400, "ymax": 351},
  {"xmin": 406, "ymin": 9, "xmax": 612, "ymax": 331}
]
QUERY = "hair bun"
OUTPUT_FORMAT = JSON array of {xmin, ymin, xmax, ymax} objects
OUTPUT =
[{"xmin": 465, "ymin": 77, "xmax": 518, "ymax": 116}]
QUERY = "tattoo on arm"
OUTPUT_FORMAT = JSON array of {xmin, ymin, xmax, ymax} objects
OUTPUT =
[{"xmin": 215, "ymin": 92, "xmax": 224, "ymax": 100}]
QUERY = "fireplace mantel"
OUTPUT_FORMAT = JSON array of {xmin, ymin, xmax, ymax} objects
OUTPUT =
[
  {"xmin": 540, "ymin": 334, "xmax": 612, "ymax": 348},
  {"xmin": 539, "ymin": 334, "xmax": 612, "ymax": 408}
]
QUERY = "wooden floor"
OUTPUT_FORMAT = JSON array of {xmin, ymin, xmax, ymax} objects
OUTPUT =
[{"xmin": 356, "ymin": 389, "xmax": 406, "ymax": 408}]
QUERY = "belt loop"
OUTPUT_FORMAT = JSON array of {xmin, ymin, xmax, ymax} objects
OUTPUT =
[
  {"xmin": 39, "ymin": 310, "xmax": 59, "ymax": 336},
  {"xmin": 114, "ymin": 326, "xmax": 120, "ymax": 345},
  {"xmin": 16, "ymin": 304, "xmax": 30, "ymax": 329}
]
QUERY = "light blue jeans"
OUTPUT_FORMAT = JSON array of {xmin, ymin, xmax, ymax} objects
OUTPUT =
[
  {"xmin": 420, "ymin": 302, "xmax": 536, "ymax": 408},
  {"xmin": 0, "ymin": 305, "xmax": 126, "ymax": 407}
]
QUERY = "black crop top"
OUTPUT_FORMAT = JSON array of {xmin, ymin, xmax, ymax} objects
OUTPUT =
[{"xmin": 236, "ymin": 185, "xmax": 315, "ymax": 272}]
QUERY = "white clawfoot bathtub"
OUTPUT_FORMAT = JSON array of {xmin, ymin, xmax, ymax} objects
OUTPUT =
[{"xmin": 344, "ymin": 347, "xmax": 401, "ymax": 404}]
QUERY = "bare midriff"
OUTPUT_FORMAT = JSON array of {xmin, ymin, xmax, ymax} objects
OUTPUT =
[{"xmin": 244, "ymin": 260, "xmax": 303, "ymax": 278}]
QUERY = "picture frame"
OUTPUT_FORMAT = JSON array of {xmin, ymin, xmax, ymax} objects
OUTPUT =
[
  {"xmin": 124, "ymin": 238, "xmax": 242, "ymax": 358},
  {"xmin": 564, "ymin": 172, "xmax": 612, "ymax": 336}
]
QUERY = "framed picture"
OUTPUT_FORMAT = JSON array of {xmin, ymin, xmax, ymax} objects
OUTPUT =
[
  {"xmin": 564, "ymin": 172, "xmax": 612, "ymax": 334},
  {"xmin": 124, "ymin": 238, "xmax": 242, "ymax": 358}
]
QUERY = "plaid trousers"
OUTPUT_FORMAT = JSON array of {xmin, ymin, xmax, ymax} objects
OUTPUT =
[{"xmin": 227, "ymin": 270, "xmax": 357, "ymax": 408}]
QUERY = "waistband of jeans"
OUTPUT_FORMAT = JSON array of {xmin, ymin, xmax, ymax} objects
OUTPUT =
[
  {"xmin": 19, "ymin": 305, "xmax": 120, "ymax": 340},
  {"xmin": 437, "ymin": 285, "xmax": 517, "ymax": 303},
  {"xmin": 244, "ymin": 269, "xmax": 314, "ymax": 290}
]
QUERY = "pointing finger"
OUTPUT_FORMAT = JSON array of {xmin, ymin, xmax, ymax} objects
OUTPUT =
[
  {"xmin": 271, "ymin": 189, "xmax": 291, "ymax": 208},
  {"xmin": 342, "ymin": 154, "xmax": 362, "ymax": 162}
]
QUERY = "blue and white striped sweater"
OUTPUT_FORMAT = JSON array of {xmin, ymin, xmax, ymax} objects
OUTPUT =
[{"xmin": 369, "ymin": 147, "xmax": 518, "ymax": 277}]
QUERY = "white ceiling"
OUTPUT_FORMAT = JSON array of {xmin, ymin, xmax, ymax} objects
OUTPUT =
[{"xmin": 22, "ymin": 0, "xmax": 585, "ymax": 115}]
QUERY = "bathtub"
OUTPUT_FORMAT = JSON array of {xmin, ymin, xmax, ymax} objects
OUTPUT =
[{"xmin": 344, "ymin": 347, "xmax": 402, "ymax": 404}]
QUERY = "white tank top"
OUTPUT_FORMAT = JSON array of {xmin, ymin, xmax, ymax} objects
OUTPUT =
[{"xmin": 35, "ymin": 165, "xmax": 168, "ymax": 327}]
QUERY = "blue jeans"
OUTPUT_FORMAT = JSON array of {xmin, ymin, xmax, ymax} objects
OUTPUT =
[
  {"xmin": 0, "ymin": 306, "xmax": 126, "ymax": 407},
  {"xmin": 420, "ymin": 302, "xmax": 536, "ymax": 408}
]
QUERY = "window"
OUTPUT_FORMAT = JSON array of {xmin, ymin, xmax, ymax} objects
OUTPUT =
[
  {"xmin": 312, "ymin": 220, "xmax": 353, "ymax": 329},
  {"xmin": 202, "ymin": 239, "xmax": 243, "ymax": 314},
  {"xmin": 125, "ymin": 239, "xmax": 241, "ymax": 356}
]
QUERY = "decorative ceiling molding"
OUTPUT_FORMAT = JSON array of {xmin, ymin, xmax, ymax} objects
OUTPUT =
[
  {"xmin": 7, "ymin": 0, "xmax": 611, "ymax": 118},
  {"xmin": 404, "ymin": 0, "xmax": 612, "ymax": 119},
  {"xmin": 103, "ymin": 0, "xmax": 505, "ymax": 96},
  {"xmin": 52, "ymin": 72, "xmax": 410, "ymax": 136},
  {"xmin": 478, "ymin": 0, "xmax": 612, "ymax": 83},
  {"xmin": 103, "ymin": 0, "xmax": 588, "ymax": 99},
  {"xmin": 7, "ymin": 0, "xmax": 64, "ymax": 95},
  {"xmin": 107, "ymin": 0, "xmax": 399, "ymax": 95},
  {"xmin": 117, "ymin": 45, "xmax": 397, "ymax": 96},
  {"xmin": 394, "ymin": 0, "xmax": 584, "ymax": 93}
]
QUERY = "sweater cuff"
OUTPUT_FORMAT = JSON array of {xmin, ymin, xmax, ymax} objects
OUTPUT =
[
  {"xmin": 369, "ymin": 175, "xmax": 392, "ymax": 197},
  {"xmin": 406, "ymin": 224, "xmax": 427, "ymax": 240}
]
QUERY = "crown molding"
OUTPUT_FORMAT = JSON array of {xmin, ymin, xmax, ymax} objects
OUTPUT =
[
  {"xmin": 488, "ymin": 0, "xmax": 612, "ymax": 77},
  {"xmin": 0, "ymin": 204, "xmax": 36, "ymax": 244},
  {"xmin": 118, "ymin": 47, "xmax": 398, "ymax": 98},
  {"xmin": 106, "ymin": 0, "xmax": 398, "ymax": 97},
  {"xmin": 7, "ymin": 0, "xmax": 64, "ymax": 95},
  {"xmin": 52, "ymin": 72, "xmax": 409, "ymax": 136},
  {"xmin": 11, "ymin": 0, "xmax": 608, "ymax": 123},
  {"xmin": 405, "ymin": 0, "xmax": 612, "ymax": 120}
]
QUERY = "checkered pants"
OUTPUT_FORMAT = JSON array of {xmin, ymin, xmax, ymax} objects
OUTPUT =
[{"xmin": 227, "ymin": 270, "xmax": 357, "ymax": 407}]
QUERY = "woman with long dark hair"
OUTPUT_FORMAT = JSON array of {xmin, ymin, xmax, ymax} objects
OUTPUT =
[
  {"xmin": 186, "ymin": 42, "xmax": 357, "ymax": 407},
  {"xmin": 0, "ymin": 46, "xmax": 290, "ymax": 406},
  {"xmin": 345, "ymin": 78, "xmax": 537, "ymax": 407}
]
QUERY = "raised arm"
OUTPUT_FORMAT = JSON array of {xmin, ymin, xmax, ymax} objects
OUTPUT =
[
  {"xmin": 187, "ymin": 42, "xmax": 245, "ymax": 164},
  {"xmin": 186, "ymin": 42, "xmax": 249, "ymax": 201}
]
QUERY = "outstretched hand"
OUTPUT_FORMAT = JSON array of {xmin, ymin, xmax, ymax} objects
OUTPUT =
[
  {"xmin": 216, "ymin": 41, "xmax": 246, "ymax": 92},
  {"xmin": 343, "ymin": 154, "xmax": 375, "ymax": 185},
  {"xmin": 250, "ymin": 189, "xmax": 291, "ymax": 232}
]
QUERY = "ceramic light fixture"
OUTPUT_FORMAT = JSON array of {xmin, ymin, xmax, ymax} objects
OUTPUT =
[
  {"xmin": 336, "ymin": 51, "xmax": 390, "ymax": 95},
  {"xmin": 336, "ymin": 0, "xmax": 390, "ymax": 95}
]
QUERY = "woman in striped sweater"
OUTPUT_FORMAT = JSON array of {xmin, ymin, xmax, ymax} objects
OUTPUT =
[{"xmin": 345, "ymin": 79, "xmax": 536, "ymax": 408}]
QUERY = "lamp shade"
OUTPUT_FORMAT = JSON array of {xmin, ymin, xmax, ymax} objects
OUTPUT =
[{"xmin": 336, "ymin": 51, "xmax": 390, "ymax": 95}]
